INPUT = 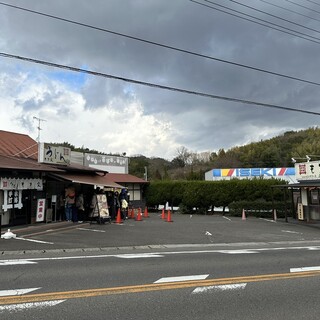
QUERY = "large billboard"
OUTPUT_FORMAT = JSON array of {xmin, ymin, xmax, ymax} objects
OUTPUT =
[{"xmin": 205, "ymin": 167, "xmax": 296, "ymax": 182}]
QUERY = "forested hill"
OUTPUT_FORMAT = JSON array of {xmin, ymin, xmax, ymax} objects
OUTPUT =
[
  {"xmin": 129, "ymin": 127, "xmax": 320, "ymax": 180},
  {"xmin": 55, "ymin": 127, "xmax": 320, "ymax": 181}
]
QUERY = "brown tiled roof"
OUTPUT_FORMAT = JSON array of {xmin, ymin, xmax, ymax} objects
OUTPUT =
[
  {"xmin": 103, "ymin": 173, "xmax": 148, "ymax": 184},
  {"xmin": 0, "ymin": 130, "xmax": 38, "ymax": 160},
  {"xmin": 0, "ymin": 154, "xmax": 63, "ymax": 172}
]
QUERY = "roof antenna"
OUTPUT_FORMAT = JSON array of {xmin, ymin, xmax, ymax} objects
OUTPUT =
[{"xmin": 33, "ymin": 116, "xmax": 46, "ymax": 143}]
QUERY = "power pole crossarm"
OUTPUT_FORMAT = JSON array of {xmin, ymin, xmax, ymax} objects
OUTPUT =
[{"xmin": 33, "ymin": 116, "xmax": 46, "ymax": 143}]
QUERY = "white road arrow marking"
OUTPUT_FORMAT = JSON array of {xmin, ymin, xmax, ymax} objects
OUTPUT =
[
  {"xmin": 0, "ymin": 300, "xmax": 66, "ymax": 312},
  {"xmin": 0, "ymin": 288, "xmax": 41, "ymax": 297},
  {"xmin": 192, "ymin": 283, "xmax": 247, "ymax": 294},
  {"xmin": 154, "ymin": 274, "xmax": 209, "ymax": 284}
]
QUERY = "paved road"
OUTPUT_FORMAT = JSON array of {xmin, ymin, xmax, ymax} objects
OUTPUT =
[
  {"xmin": 1, "ymin": 213, "xmax": 320, "ymax": 254},
  {"xmin": 1, "ymin": 213, "xmax": 320, "ymax": 318},
  {"xmin": 1, "ymin": 231, "xmax": 320, "ymax": 319}
]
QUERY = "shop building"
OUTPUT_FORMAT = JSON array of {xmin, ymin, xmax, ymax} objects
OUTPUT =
[
  {"xmin": 0, "ymin": 130, "xmax": 148, "ymax": 227},
  {"xmin": 277, "ymin": 160, "xmax": 320, "ymax": 221}
]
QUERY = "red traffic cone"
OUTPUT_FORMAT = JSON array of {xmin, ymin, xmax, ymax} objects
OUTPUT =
[
  {"xmin": 135, "ymin": 208, "xmax": 143, "ymax": 221},
  {"xmin": 144, "ymin": 207, "xmax": 149, "ymax": 218},
  {"xmin": 242, "ymin": 209, "xmax": 246, "ymax": 220},
  {"xmin": 131, "ymin": 208, "xmax": 135, "ymax": 219},
  {"xmin": 115, "ymin": 208, "xmax": 123, "ymax": 224},
  {"xmin": 166, "ymin": 209, "xmax": 173, "ymax": 222},
  {"xmin": 161, "ymin": 208, "xmax": 166, "ymax": 219}
]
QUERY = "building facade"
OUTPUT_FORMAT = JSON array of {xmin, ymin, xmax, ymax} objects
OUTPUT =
[{"xmin": 0, "ymin": 130, "xmax": 147, "ymax": 227}]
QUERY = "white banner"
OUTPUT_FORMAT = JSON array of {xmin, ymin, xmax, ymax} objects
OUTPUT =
[
  {"xmin": 36, "ymin": 199, "xmax": 46, "ymax": 222},
  {"xmin": 0, "ymin": 178, "xmax": 43, "ymax": 190}
]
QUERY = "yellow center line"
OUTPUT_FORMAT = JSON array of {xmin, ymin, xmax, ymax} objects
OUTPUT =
[{"xmin": 1, "ymin": 270, "xmax": 320, "ymax": 305}]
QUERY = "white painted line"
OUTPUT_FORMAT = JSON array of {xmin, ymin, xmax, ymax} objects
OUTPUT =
[
  {"xmin": 1, "ymin": 245, "xmax": 320, "ymax": 266},
  {"xmin": 282, "ymin": 230, "xmax": 302, "ymax": 234},
  {"xmin": 259, "ymin": 218, "xmax": 276, "ymax": 223},
  {"xmin": 0, "ymin": 260, "xmax": 37, "ymax": 266},
  {"xmin": 223, "ymin": 216, "xmax": 232, "ymax": 221},
  {"xmin": 77, "ymin": 228, "xmax": 106, "ymax": 233},
  {"xmin": 116, "ymin": 254, "xmax": 164, "ymax": 259},
  {"xmin": 220, "ymin": 250, "xmax": 259, "ymax": 254},
  {"xmin": 192, "ymin": 283, "xmax": 247, "ymax": 294},
  {"xmin": 0, "ymin": 300, "xmax": 66, "ymax": 312},
  {"xmin": 15, "ymin": 237, "xmax": 54, "ymax": 244},
  {"xmin": 154, "ymin": 274, "xmax": 209, "ymax": 284},
  {"xmin": 0, "ymin": 288, "xmax": 41, "ymax": 297},
  {"xmin": 290, "ymin": 266, "xmax": 320, "ymax": 273}
]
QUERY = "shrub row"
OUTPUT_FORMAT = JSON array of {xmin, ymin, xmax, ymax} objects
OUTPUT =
[
  {"xmin": 145, "ymin": 179, "xmax": 289, "ymax": 215},
  {"xmin": 228, "ymin": 200, "xmax": 291, "ymax": 218}
]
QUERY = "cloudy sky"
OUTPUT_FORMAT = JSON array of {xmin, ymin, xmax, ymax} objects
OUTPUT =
[{"xmin": 1, "ymin": 0, "xmax": 320, "ymax": 160}]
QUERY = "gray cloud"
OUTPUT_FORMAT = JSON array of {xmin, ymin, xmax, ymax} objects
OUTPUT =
[{"xmin": 1, "ymin": 0, "xmax": 320, "ymax": 159}]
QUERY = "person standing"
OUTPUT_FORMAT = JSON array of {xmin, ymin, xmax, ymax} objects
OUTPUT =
[
  {"xmin": 65, "ymin": 186, "xmax": 76, "ymax": 222},
  {"xmin": 76, "ymin": 193, "xmax": 85, "ymax": 223}
]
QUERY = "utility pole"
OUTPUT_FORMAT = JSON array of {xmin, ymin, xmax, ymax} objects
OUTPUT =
[{"xmin": 33, "ymin": 116, "xmax": 46, "ymax": 143}]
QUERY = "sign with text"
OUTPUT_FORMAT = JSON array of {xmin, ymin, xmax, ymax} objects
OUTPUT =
[
  {"xmin": 295, "ymin": 161, "xmax": 320, "ymax": 181},
  {"xmin": 0, "ymin": 178, "xmax": 43, "ymax": 190},
  {"xmin": 36, "ymin": 198, "xmax": 46, "ymax": 222},
  {"xmin": 38, "ymin": 143, "xmax": 71, "ymax": 165},
  {"xmin": 1, "ymin": 190, "xmax": 23, "ymax": 212}
]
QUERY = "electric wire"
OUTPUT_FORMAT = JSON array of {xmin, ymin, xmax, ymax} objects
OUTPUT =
[
  {"xmin": 257, "ymin": 0, "xmax": 320, "ymax": 23},
  {"xmin": 229, "ymin": 0, "xmax": 320, "ymax": 35},
  {"xmin": 0, "ymin": 51, "xmax": 319, "ymax": 116},
  {"xmin": 284, "ymin": 0, "xmax": 320, "ymax": 15},
  {"xmin": 191, "ymin": 0, "xmax": 320, "ymax": 44},
  {"xmin": 303, "ymin": 0, "xmax": 320, "ymax": 8},
  {"xmin": 200, "ymin": 0, "xmax": 320, "ymax": 42},
  {"xmin": 0, "ymin": 1, "xmax": 320, "ymax": 88}
]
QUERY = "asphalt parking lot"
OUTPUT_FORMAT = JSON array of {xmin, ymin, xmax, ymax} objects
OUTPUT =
[{"xmin": 1, "ymin": 212, "xmax": 320, "ymax": 254}]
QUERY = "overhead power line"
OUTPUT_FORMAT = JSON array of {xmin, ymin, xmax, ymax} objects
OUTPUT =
[
  {"xmin": 1, "ymin": 1, "xmax": 320, "ymax": 88},
  {"xmin": 229, "ymin": 0, "xmax": 320, "ymax": 35},
  {"xmin": 284, "ymin": 0, "xmax": 320, "ymax": 15},
  {"xmin": 303, "ymin": 0, "xmax": 320, "ymax": 8},
  {"xmin": 0, "ymin": 51, "xmax": 319, "ymax": 116},
  {"xmin": 192, "ymin": 0, "xmax": 320, "ymax": 43},
  {"xmin": 257, "ymin": 0, "xmax": 320, "ymax": 23}
]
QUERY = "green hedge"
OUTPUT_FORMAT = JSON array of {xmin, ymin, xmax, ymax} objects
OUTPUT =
[
  {"xmin": 228, "ymin": 200, "xmax": 291, "ymax": 218},
  {"xmin": 145, "ymin": 179, "xmax": 288, "ymax": 214}
]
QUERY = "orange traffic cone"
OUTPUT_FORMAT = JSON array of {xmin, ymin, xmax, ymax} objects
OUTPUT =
[
  {"xmin": 136, "ymin": 208, "xmax": 143, "ymax": 221},
  {"xmin": 115, "ymin": 208, "xmax": 123, "ymax": 224},
  {"xmin": 130, "ymin": 208, "xmax": 135, "ymax": 219},
  {"xmin": 144, "ymin": 207, "xmax": 149, "ymax": 218},
  {"xmin": 242, "ymin": 209, "xmax": 246, "ymax": 220},
  {"xmin": 161, "ymin": 208, "xmax": 166, "ymax": 219},
  {"xmin": 166, "ymin": 209, "xmax": 173, "ymax": 222}
]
